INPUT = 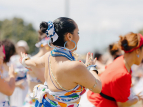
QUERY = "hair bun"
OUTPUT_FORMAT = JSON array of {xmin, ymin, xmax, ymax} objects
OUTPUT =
[
  {"xmin": 122, "ymin": 43, "xmax": 128, "ymax": 50},
  {"xmin": 119, "ymin": 36, "xmax": 129, "ymax": 51},
  {"xmin": 40, "ymin": 22, "xmax": 48, "ymax": 33}
]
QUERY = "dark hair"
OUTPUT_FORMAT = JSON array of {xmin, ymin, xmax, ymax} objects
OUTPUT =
[
  {"xmin": 39, "ymin": 17, "xmax": 76, "ymax": 47},
  {"xmin": 94, "ymin": 52, "xmax": 102, "ymax": 61},
  {"xmin": 119, "ymin": 32, "xmax": 142, "ymax": 51},
  {"xmin": 109, "ymin": 43, "xmax": 120, "ymax": 56},
  {"xmin": 0, "ymin": 40, "xmax": 16, "ymax": 63}
]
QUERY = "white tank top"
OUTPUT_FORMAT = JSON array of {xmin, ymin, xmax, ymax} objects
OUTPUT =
[{"xmin": 0, "ymin": 93, "xmax": 6, "ymax": 102}]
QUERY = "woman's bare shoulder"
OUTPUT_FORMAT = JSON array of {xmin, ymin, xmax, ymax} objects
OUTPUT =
[{"xmin": 61, "ymin": 61, "xmax": 87, "ymax": 75}]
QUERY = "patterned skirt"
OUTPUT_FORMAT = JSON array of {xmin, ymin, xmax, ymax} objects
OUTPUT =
[{"xmin": 23, "ymin": 92, "xmax": 36, "ymax": 107}]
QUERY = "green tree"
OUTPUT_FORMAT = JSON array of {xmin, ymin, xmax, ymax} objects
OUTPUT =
[
  {"xmin": 0, "ymin": 17, "xmax": 38, "ymax": 54},
  {"xmin": 139, "ymin": 29, "xmax": 143, "ymax": 36}
]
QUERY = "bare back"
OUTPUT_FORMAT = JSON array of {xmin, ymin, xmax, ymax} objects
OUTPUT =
[{"xmin": 45, "ymin": 52, "xmax": 79, "ymax": 92}]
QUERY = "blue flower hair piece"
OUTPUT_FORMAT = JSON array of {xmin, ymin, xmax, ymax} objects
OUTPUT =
[{"xmin": 45, "ymin": 21, "xmax": 58, "ymax": 43}]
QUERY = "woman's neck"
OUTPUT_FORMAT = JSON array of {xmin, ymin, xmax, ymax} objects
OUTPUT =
[{"xmin": 124, "ymin": 53, "xmax": 134, "ymax": 72}]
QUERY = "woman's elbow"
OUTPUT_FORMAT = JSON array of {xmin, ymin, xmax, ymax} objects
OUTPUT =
[
  {"xmin": 5, "ymin": 91, "xmax": 13, "ymax": 96},
  {"xmin": 97, "ymin": 81, "xmax": 102, "ymax": 93},
  {"xmin": 7, "ymin": 88, "xmax": 15, "ymax": 96},
  {"xmin": 93, "ymin": 81, "xmax": 102, "ymax": 93}
]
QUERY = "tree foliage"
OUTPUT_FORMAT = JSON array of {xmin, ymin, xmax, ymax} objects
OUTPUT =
[
  {"xmin": 0, "ymin": 17, "xmax": 38, "ymax": 54},
  {"xmin": 139, "ymin": 29, "xmax": 143, "ymax": 36}
]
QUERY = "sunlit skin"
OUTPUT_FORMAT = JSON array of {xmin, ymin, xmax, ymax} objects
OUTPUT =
[{"xmin": 28, "ymin": 44, "xmax": 52, "ymax": 92}]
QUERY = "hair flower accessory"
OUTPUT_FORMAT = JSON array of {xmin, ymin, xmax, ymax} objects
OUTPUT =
[
  {"xmin": 35, "ymin": 37, "xmax": 50, "ymax": 48},
  {"xmin": 45, "ymin": 21, "xmax": 58, "ymax": 43}
]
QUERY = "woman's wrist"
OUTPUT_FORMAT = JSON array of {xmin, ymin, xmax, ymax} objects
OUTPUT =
[
  {"xmin": 85, "ymin": 62, "xmax": 91, "ymax": 67},
  {"xmin": 21, "ymin": 56, "xmax": 31, "ymax": 68},
  {"xmin": 87, "ymin": 65, "xmax": 98, "ymax": 74}
]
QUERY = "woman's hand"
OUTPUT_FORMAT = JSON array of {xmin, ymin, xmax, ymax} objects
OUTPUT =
[
  {"xmin": 20, "ymin": 52, "xmax": 31, "ymax": 69},
  {"xmin": 85, "ymin": 52, "xmax": 97, "ymax": 67},
  {"xmin": 136, "ymin": 92, "xmax": 143, "ymax": 100}
]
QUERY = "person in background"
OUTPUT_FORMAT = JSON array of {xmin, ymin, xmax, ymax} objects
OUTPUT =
[
  {"xmin": 10, "ymin": 40, "xmax": 29, "ymax": 107},
  {"xmin": 23, "ymin": 30, "xmax": 52, "ymax": 107},
  {"xmin": 94, "ymin": 52, "xmax": 105, "ymax": 75},
  {"xmin": 0, "ymin": 39, "xmax": 16, "ymax": 106},
  {"xmin": 0, "ymin": 43, "xmax": 15, "ymax": 107},
  {"xmin": 87, "ymin": 32, "xmax": 143, "ymax": 107},
  {"xmin": 109, "ymin": 43, "xmax": 122, "ymax": 60},
  {"xmin": 1, "ymin": 39, "xmax": 16, "ymax": 79},
  {"xmin": 106, "ymin": 43, "xmax": 122, "ymax": 65},
  {"xmin": 94, "ymin": 52, "xmax": 103, "ymax": 64}
]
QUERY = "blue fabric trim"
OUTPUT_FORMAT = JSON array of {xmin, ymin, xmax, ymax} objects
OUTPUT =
[
  {"xmin": 51, "ymin": 47, "xmax": 75, "ymax": 61},
  {"xmin": 35, "ymin": 100, "xmax": 43, "ymax": 107},
  {"xmin": 35, "ymin": 98, "xmax": 57, "ymax": 107},
  {"xmin": 15, "ymin": 74, "xmax": 27, "ymax": 81}
]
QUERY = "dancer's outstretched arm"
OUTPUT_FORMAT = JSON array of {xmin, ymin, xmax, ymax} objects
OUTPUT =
[
  {"xmin": 0, "ymin": 65, "xmax": 15, "ymax": 96},
  {"xmin": 20, "ymin": 52, "xmax": 49, "ymax": 68}
]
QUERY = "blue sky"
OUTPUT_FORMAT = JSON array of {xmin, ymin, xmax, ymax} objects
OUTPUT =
[{"xmin": 0, "ymin": 0, "xmax": 143, "ymax": 54}]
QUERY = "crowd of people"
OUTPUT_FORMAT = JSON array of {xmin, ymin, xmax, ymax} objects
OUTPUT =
[{"xmin": 0, "ymin": 17, "xmax": 143, "ymax": 107}]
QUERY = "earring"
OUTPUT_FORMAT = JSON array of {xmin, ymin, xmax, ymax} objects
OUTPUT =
[
  {"xmin": 137, "ymin": 54, "xmax": 140, "ymax": 58},
  {"xmin": 64, "ymin": 40, "xmax": 77, "ymax": 51}
]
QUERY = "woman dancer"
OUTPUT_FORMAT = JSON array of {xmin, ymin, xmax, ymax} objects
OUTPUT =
[
  {"xmin": 87, "ymin": 32, "xmax": 143, "ymax": 107},
  {"xmin": 23, "ymin": 30, "xmax": 52, "ymax": 107},
  {"xmin": 10, "ymin": 40, "xmax": 29, "ymax": 107},
  {"xmin": 1, "ymin": 39, "xmax": 16, "ymax": 80},
  {"xmin": 0, "ymin": 44, "xmax": 15, "ymax": 107},
  {"xmin": 20, "ymin": 17, "xmax": 102, "ymax": 107}
]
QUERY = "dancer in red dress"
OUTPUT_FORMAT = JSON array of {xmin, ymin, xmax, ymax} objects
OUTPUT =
[{"xmin": 87, "ymin": 32, "xmax": 143, "ymax": 107}]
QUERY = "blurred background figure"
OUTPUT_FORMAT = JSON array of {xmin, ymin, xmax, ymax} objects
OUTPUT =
[
  {"xmin": 87, "ymin": 32, "xmax": 143, "ymax": 107},
  {"xmin": 106, "ymin": 43, "xmax": 122, "ymax": 65},
  {"xmin": 23, "ymin": 30, "xmax": 52, "ymax": 107},
  {"xmin": 94, "ymin": 52, "xmax": 103, "ymax": 64},
  {"xmin": 132, "ymin": 61, "xmax": 143, "ymax": 86},
  {"xmin": 1, "ymin": 39, "xmax": 16, "ymax": 79},
  {"xmin": 0, "ymin": 42, "xmax": 16, "ymax": 107},
  {"xmin": 94, "ymin": 52, "xmax": 105, "ymax": 75},
  {"xmin": 10, "ymin": 40, "xmax": 29, "ymax": 107},
  {"xmin": 131, "ymin": 60, "xmax": 143, "ymax": 100}
]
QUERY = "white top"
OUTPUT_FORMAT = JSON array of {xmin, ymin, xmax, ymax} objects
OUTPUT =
[
  {"xmin": 0, "ymin": 93, "xmax": 7, "ymax": 102},
  {"xmin": 0, "ymin": 65, "xmax": 9, "ymax": 106},
  {"xmin": 10, "ymin": 55, "xmax": 28, "ymax": 79},
  {"xmin": 79, "ymin": 89, "xmax": 95, "ymax": 107}
]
